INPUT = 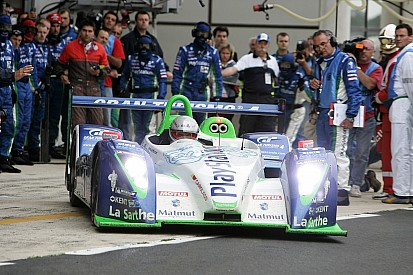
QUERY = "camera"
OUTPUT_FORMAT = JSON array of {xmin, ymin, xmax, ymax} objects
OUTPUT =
[
  {"xmin": 295, "ymin": 40, "xmax": 306, "ymax": 61},
  {"xmin": 343, "ymin": 37, "xmax": 365, "ymax": 59}
]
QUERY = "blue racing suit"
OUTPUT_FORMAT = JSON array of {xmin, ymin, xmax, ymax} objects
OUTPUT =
[
  {"xmin": 0, "ymin": 40, "xmax": 15, "ymax": 159},
  {"xmin": 120, "ymin": 53, "xmax": 167, "ymax": 144},
  {"xmin": 12, "ymin": 42, "xmax": 39, "ymax": 154},
  {"xmin": 172, "ymin": 42, "xmax": 222, "ymax": 124},
  {"xmin": 313, "ymin": 48, "xmax": 362, "ymax": 190},
  {"xmin": 61, "ymin": 26, "xmax": 77, "ymax": 45},
  {"xmin": 27, "ymin": 40, "xmax": 49, "ymax": 152}
]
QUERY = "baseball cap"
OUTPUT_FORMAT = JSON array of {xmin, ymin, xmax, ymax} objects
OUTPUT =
[{"xmin": 257, "ymin": 33, "xmax": 270, "ymax": 43}]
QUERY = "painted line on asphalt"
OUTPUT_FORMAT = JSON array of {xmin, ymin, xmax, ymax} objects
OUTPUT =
[
  {"xmin": 0, "ymin": 212, "xmax": 85, "ymax": 225},
  {"xmin": 0, "ymin": 262, "xmax": 15, "ymax": 266},
  {"xmin": 66, "ymin": 235, "xmax": 221, "ymax": 256},
  {"xmin": 337, "ymin": 213, "xmax": 380, "ymax": 221}
]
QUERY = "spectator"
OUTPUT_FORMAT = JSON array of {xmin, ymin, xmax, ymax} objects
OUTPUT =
[
  {"xmin": 58, "ymin": 7, "xmax": 77, "ymax": 44},
  {"xmin": 222, "ymin": 33, "xmax": 279, "ymax": 136},
  {"xmin": 101, "ymin": 11, "xmax": 125, "ymax": 127},
  {"xmin": 248, "ymin": 36, "xmax": 256, "ymax": 53},
  {"xmin": 27, "ymin": 21, "xmax": 50, "ymax": 162},
  {"xmin": 272, "ymin": 32, "xmax": 290, "ymax": 62},
  {"xmin": 10, "ymin": 19, "xmax": 40, "ymax": 166},
  {"xmin": 172, "ymin": 21, "xmax": 223, "ymax": 125},
  {"xmin": 55, "ymin": 19, "xmax": 110, "ymax": 129},
  {"xmin": 373, "ymin": 24, "xmax": 400, "ymax": 199},
  {"xmin": 119, "ymin": 35, "xmax": 167, "ymax": 144},
  {"xmin": 113, "ymin": 23, "xmax": 123, "ymax": 38},
  {"xmin": 212, "ymin": 26, "xmax": 238, "ymax": 61},
  {"xmin": 45, "ymin": 13, "xmax": 68, "ymax": 159},
  {"xmin": 287, "ymin": 40, "xmax": 316, "ymax": 146},
  {"xmin": 310, "ymin": 30, "xmax": 363, "ymax": 206},
  {"xmin": 348, "ymin": 39, "xmax": 383, "ymax": 197},
  {"xmin": 217, "ymin": 43, "xmax": 238, "ymax": 121},
  {"xmin": 383, "ymin": 23, "xmax": 413, "ymax": 204},
  {"xmin": 0, "ymin": 14, "xmax": 32, "ymax": 173},
  {"xmin": 120, "ymin": 11, "xmax": 169, "ymax": 140}
]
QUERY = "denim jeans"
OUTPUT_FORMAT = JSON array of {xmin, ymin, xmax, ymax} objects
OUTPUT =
[{"xmin": 348, "ymin": 117, "xmax": 377, "ymax": 186}]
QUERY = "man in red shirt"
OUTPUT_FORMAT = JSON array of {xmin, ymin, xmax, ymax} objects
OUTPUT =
[{"xmin": 56, "ymin": 19, "xmax": 110, "ymax": 128}]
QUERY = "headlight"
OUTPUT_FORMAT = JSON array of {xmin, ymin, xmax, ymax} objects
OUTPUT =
[
  {"xmin": 296, "ymin": 163, "xmax": 325, "ymax": 196},
  {"xmin": 124, "ymin": 156, "xmax": 149, "ymax": 191}
]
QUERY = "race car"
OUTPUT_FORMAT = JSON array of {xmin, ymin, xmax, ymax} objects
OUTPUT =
[{"xmin": 65, "ymin": 95, "xmax": 347, "ymax": 236}]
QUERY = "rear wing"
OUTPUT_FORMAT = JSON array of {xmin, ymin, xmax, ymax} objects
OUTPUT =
[{"xmin": 71, "ymin": 96, "xmax": 284, "ymax": 116}]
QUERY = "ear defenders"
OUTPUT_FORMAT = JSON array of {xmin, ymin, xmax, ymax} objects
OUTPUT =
[
  {"xmin": 191, "ymin": 21, "xmax": 211, "ymax": 39},
  {"xmin": 326, "ymin": 30, "xmax": 337, "ymax": 47}
]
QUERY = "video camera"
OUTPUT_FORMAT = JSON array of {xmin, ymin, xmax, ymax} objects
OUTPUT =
[
  {"xmin": 342, "ymin": 37, "xmax": 365, "ymax": 60},
  {"xmin": 296, "ymin": 40, "xmax": 306, "ymax": 61}
]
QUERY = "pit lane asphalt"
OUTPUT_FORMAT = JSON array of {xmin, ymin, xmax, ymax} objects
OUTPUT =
[{"xmin": 0, "ymin": 160, "xmax": 411, "ymax": 262}]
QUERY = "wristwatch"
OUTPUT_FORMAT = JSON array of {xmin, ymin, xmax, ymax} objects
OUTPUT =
[{"xmin": 347, "ymin": 117, "xmax": 354, "ymax": 123}]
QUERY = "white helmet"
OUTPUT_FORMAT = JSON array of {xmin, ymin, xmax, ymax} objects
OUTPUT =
[
  {"xmin": 169, "ymin": 116, "xmax": 199, "ymax": 142},
  {"xmin": 379, "ymin": 24, "xmax": 398, "ymax": 55}
]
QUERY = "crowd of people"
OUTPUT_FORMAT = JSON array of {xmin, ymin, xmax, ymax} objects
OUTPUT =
[{"xmin": 0, "ymin": 5, "xmax": 412, "ymax": 206}]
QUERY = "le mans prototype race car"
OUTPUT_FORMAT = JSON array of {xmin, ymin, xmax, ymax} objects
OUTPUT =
[{"xmin": 65, "ymin": 95, "xmax": 347, "ymax": 236}]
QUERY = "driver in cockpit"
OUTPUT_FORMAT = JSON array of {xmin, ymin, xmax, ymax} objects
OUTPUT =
[{"xmin": 169, "ymin": 115, "xmax": 199, "ymax": 143}]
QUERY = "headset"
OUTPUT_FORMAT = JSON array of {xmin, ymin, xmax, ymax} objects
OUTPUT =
[
  {"xmin": 326, "ymin": 30, "xmax": 337, "ymax": 47},
  {"xmin": 191, "ymin": 21, "xmax": 212, "ymax": 39}
]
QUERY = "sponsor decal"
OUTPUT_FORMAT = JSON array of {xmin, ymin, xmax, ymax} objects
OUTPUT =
[
  {"xmin": 108, "ymin": 170, "xmax": 118, "ymax": 192},
  {"xmin": 114, "ymin": 187, "xmax": 137, "ymax": 198},
  {"xmin": 158, "ymin": 209, "xmax": 196, "ymax": 217},
  {"xmin": 252, "ymin": 195, "xmax": 283, "ymax": 200},
  {"xmin": 247, "ymin": 213, "xmax": 284, "ymax": 220},
  {"xmin": 191, "ymin": 174, "xmax": 208, "ymax": 201},
  {"xmin": 212, "ymin": 200, "xmax": 237, "ymax": 209},
  {"xmin": 158, "ymin": 191, "xmax": 189, "ymax": 197},
  {"xmin": 109, "ymin": 196, "xmax": 140, "ymax": 207},
  {"xmin": 109, "ymin": 205, "xmax": 155, "ymax": 221},
  {"xmin": 164, "ymin": 145, "xmax": 203, "ymax": 165},
  {"xmin": 204, "ymin": 147, "xmax": 236, "ymax": 198},
  {"xmin": 102, "ymin": 131, "xmax": 121, "ymax": 140},
  {"xmin": 260, "ymin": 203, "xmax": 268, "ymax": 211},
  {"xmin": 293, "ymin": 216, "xmax": 328, "ymax": 228},
  {"xmin": 172, "ymin": 199, "xmax": 180, "ymax": 207},
  {"xmin": 308, "ymin": 205, "xmax": 329, "ymax": 215}
]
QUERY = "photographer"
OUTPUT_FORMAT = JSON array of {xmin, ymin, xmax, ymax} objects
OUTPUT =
[{"xmin": 345, "ymin": 39, "xmax": 383, "ymax": 198}]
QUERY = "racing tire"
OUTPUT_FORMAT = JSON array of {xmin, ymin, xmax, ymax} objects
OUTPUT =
[
  {"xmin": 90, "ymin": 147, "xmax": 100, "ymax": 219},
  {"xmin": 68, "ymin": 133, "xmax": 83, "ymax": 207}
]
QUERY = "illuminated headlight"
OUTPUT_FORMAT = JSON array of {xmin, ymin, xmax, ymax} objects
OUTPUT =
[
  {"xmin": 296, "ymin": 163, "xmax": 325, "ymax": 196},
  {"xmin": 124, "ymin": 156, "xmax": 149, "ymax": 191}
]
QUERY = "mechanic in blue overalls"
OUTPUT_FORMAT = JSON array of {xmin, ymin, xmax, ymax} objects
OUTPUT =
[
  {"xmin": 11, "ymin": 19, "xmax": 40, "ymax": 166},
  {"xmin": 119, "ymin": 35, "xmax": 167, "ymax": 144},
  {"xmin": 26, "ymin": 20, "xmax": 51, "ymax": 162},
  {"xmin": 0, "ymin": 14, "xmax": 24, "ymax": 173},
  {"xmin": 46, "ymin": 12, "xmax": 67, "ymax": 159},
  {"xmin": 171, "ymin": 21, "xmax": 223, "ymax": 125}
]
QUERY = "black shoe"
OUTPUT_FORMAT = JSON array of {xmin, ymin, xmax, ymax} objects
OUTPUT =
[
  {"xmin": 50, "ymin": 146, "xmax": 66, "ymax": 159},
  {"xmin": 337, "ymin": 189, "xmax": 350, "ymax": 206},
  {"xmin": 11, "ymin": 151, "xmax": 34, "ymax": 166},
  {"xmin": 0, "ymin": 158, "xmax": 21, "ymax": 173},
  {"xmin": 365, "ymin": 170, "xmax": 381, "ymax": 192},
  {"xmin": 28, "ymin": 150, "xmax": 40, "ymax": 162}
]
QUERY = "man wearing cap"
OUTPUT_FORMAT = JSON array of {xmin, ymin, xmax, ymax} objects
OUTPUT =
[
  {"xmin": 222, "ymin": 32, "xmax": 279, "ymax": 135},
  {"xmin": 172, "ymin": 21, "xmax": 223, "ymax": 125},
  {"xmin": 45, "ymin": 12, "xmax": 68, "ymax": 159}
]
